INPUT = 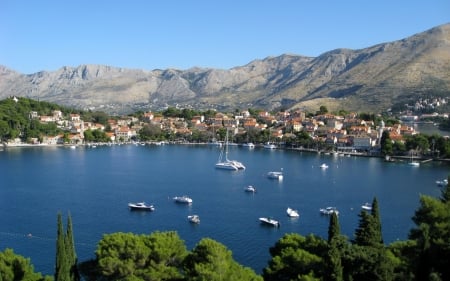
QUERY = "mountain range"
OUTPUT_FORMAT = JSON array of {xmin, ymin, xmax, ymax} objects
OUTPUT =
[{"xmin": 1, "ymin": 23, "xmax": 449, "ymax": 115}]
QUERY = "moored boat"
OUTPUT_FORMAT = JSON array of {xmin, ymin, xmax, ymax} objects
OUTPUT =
[
  {"xmin": 319, "ymin": 163, "xmax": 329, "ymax": 169},
  {"xmin": 188, "ymin": 215, "xmax": 200, "ymax": 224},
  {"xmin": 245, "ymin": 185, "xmax": 256, "ymax": 193},
  {"xmin": 361, "ymin": 202, "xmax": 372, "ymax": 211},
  {"xmin": 128, "ymin": 202, "xmax": 155, "ymax": 211},
  {"xmin": 286, "ymin": 207, "xmax": 299, "ymax": 217},
  {"xmin": 320, "ymin": 207, "xmax": 339, "ymax": 216},
  {"xmin": 173, "ymin": 195, "xmax": 193, "ymax": 204},
  {"xmin": 267, "ymin": 170, "xmax": 283, "ymax": 180},
  {"xmin": 259, "ymin": 217, "xmax": 280, "ymax": 227},
  {"xmin": 436, "ymin": 179, "xmax": 448, "ymax": 187}
]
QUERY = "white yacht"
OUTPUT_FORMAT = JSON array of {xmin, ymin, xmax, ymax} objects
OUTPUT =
[
  {"xmin": 320, "ymin": 207, "xmax": 339, "ymax": 216},
  {"xmin": 215, "ymin": 130, "xmax": 245, "ymax": 170},
  {"xmin": 259, "ymin": 217, "xmax": 280, "ymax": 227},
  {"xmin": 286, "ymin": 207, "xmax": 299, "ymax": 217},
  {"xmin": 128, "ymin": 202, "xmax": 155, "ymax": 211},
  {"xmin": 319, "ymin": 163, "xmax": 329, "ymax": 169},
  {"xmin": 267, "ymin": 170, "xmax": 283, "ymax": 180},
  {"xmin": 173, "ymin": 195, "xmax": 193, "ymax": 204},
  {"xmin": 264, "ymin": 142, "xmax": 277, "ymax": 149},
  {"xmin": 242, "ymin": 142, "xmax": 255, "ymax": 148},
  {"xmin": 361, "ymin": 202, "xmax": 372, "ymax": 211},
  {"xmin": 187, "ymin": 215, "xmax": 200, "ymax": 224},
  {"xmin": 245, "ymin": 185, "xmax": 256, "ymax": 193}
]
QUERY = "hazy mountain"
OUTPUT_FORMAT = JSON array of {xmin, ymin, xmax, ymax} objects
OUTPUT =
[{"xmin": 1, "ymin": 23, "xmax": 449, "ymax": 114}]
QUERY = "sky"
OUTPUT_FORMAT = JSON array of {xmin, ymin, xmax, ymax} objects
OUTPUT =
[{"xmin": 1, "ymin": 0, "xmax": 449, "ymax": 74}]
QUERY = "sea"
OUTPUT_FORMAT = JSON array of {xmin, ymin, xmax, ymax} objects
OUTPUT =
[{"xmin": 0, "ymin": 144, "xmax": 448, "ymax": 276}]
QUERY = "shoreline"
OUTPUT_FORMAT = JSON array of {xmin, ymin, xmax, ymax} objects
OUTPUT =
[{"xmin": 3, "ymin": 141, "xmax": 449, "ymax": 164}]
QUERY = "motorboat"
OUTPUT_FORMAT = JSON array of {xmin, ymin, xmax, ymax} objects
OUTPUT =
[
  {"xmin": 187, "ymin": 215, "xmax": 200, "ymax": 224},
  {"xmin": 267, "ymin": 171, "xmax": 283, "ymax": 180},
  {"xmin": 286, "ymin": 207, "xmax": 299, "ymax": 217},
  {"xmin": 319, "ymin": 163, "xmax": 329, "ymax": 169},
  {"xmin": 436, "ymin": 179, "xmax": 448, "ymax": 187},
  {"xmin": 242, "ymin": 142, "xmax": 255, "ymax": 148},
  {"xmin": 259, "ymin": 217, "xmax": 280, "ymax": 227},
  {"xmin": 361, "ymin": 202, "xmax": 372, "ymax": 211},
  {"xmin": 128, "ymin": 202, "xmax": 155, "ymax": 211},
  {"xmin": 173, "ymin": 195, "xmax": 193, "ymax": 204},
  {"xmin": 320, "ymin": 207, "xmax": 339, "ymax": 216},
  {"xmin": 245, "ymin": 185, "xmax": 256, "ymax": 193},
  {"xmin": 264, "ymin": 142, "xmax": 277, "ymax": 149},
  {"xmin": 408, "ymin": 161, "xmax": 420, "ymax": 167}
]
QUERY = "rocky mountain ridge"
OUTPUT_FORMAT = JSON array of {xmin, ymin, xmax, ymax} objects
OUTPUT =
[{"xmin": 1, "ymin": 23, "xmax": 449, "ymax": 114}]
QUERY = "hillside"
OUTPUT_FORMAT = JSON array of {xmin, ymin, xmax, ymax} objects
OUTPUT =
[{"xmin": 1, "ymin": 23, "xmax": 449, "ymax": 114}]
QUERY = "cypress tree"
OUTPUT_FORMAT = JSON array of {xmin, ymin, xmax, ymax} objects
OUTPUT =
[
  {"xmin": 55, "ymin": 212, "xmax": 70, "ymax": 281},
  {"xmin": 440, "ymin": 176, "xmax": 450, "ymax": 203},
  {"xmin": 327, "ymin": 212, "xmax": 340, "ymax": 243},
  {"xmin": 65, "ymin": 213, "xmax": 80, "ymax": 281},
  {"xmin": 370, "ymin": 197, "xmax": 383, "ymax": 245},
  {"xmin": 326, "ymin": 213, "xmax": 344, "ymax": 281}
]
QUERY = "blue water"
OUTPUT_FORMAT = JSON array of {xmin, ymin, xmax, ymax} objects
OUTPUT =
[{"xmin": 0, "ymin": 144, "xmax": 448, "ymax": 275}]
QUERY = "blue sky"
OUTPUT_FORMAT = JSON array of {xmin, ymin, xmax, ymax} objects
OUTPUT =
[{"xmin": 1, "ymin": 0, "xmax": 449, "ymax": 74}]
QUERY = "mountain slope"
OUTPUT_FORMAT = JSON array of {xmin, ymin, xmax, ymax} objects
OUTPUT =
[{"xmin": 1, "ymin": 23, "xmax": 449, "ymax": 114}]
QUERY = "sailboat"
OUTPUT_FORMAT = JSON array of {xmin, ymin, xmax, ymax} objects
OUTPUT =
[{"xmin": 215, "ymin": 130, "xmax": 245, "ymax": 170}]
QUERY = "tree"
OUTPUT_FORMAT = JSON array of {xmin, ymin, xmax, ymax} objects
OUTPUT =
[
  {"xmin": 380, "ymin": 131, "xmax": 393, "ymax": 156},
  {"xmin": 408, "ymin": 184, "xmax": 450, "ymax": 280},
  {"xmin": 55, "ymin": 212, "xmax": 70, "ymax": 281},
  {"xmin": 353, "ymin": 197, "xmax": 383, "ymax": 247},
  {"xmin": 184, "ymin": 238, "xmax": 262, "ymax": 281},
  {"xmin": 263, "ymin": 233, "xmax": 326, "ymax": 281},
  {"xmin": 94, "ymin": 231, "xmax": 188, "ymax": 281},
  {"xmin": 65, "ymin": 214, "xmax": 80, "ymax": 281},
  {"xmin": 55, "ymin": 212, "xmax": 79, "ymax": 281},
  {"xmin": 326, "ymin": 213, "xmax": 344, "ymax": 281},
  {"xmin": 0, "ymin": 248, "xmax": 52, "ymax": 281}
]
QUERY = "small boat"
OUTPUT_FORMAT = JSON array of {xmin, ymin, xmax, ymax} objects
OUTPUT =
[
  {"xmin": 128, "ymin": 202, "xmax": 155, "ymax": 211},
  {"xmin": 264, "ymin": 142, "xmax": 277, "ymax": 149},
  {"xmin": 245, "ymin": 185, "xmax": 256, "ymax": 193},
  {"xmin": 320, "ymin": 207, "xmax": 339, "ymax": 216},
  {"xmin": 319, "ymin": 163, "xmax": 329, "ymax": 169},
  {"xmin": 361, "ymin": 202, "xmax": 372, "ymax": 211},
  {"xmin": 173, "ymin": 195, "xmax": 193, "ymax": 204},
  {"xmin": 267, "ymin": 171, "xmax": 283, "ymax": 180},
  {"xmin": 188, "ymin": 215, "xmax": 200, "ymax": 224},
  {"xmin": 286, "ymin": 207, "xmax": 299, "ymax": 217},
  {"xmin": 408, "ymin": 161, "xmax": 420, "ymax": 167},
  {"xmin": 436, "ymin": 179, "xmax": 448, "ymax": 187},
  {"xmin": 259, "ymin": 217, "xmax": 280, "ymax": 227},
  {"xmin": 242, "ymin": 142, "xmax": 255, "ymax": 148}
]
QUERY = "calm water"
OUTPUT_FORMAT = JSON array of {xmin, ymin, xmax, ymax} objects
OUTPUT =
[{"xmin": 0, "ymin": 144, "xmax": 448, "ymax": 276}]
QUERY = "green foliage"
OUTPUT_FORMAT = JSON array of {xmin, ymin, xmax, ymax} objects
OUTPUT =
[
  {"xmin": 94, "ymin": 231, "xmax": 188, "ymax": 281},
  {"xmin": 0, "ymin": 248, "xmax": 52, "ymax": 281},
  {"xmin": 263, "ymin": 233, "xmax": 327, "ymax": 281},
  {"xmin": 0, "ymin": 97, "xmax": 71, "ymax": 142},
  {"xmin": 55, "ymin": 212, "xmax": 69, "ymax": 281},
  {"xmin": 55, "ymin": 212, "xmax": 79, "ymax": 281},
  {"xmin": 408, "ymin": 188, "xmax": 450, "ymax": 280},
  {"xmin": 381, "ymin": 131, "xmax": 393, "ymax": 155},
  {"xmin": 184, "ymin": 238, "xmax": 262, "ymax": 281}
]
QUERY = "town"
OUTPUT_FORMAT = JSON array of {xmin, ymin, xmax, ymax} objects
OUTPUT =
[{"xmin": 3, "ymin": 97, "xmax": 449, "ymax": 160}]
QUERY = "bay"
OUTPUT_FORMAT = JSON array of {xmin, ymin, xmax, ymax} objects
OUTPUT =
[{"xmin": 0, "ymin": 144, "xmax": 448, "ymax": 276}]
